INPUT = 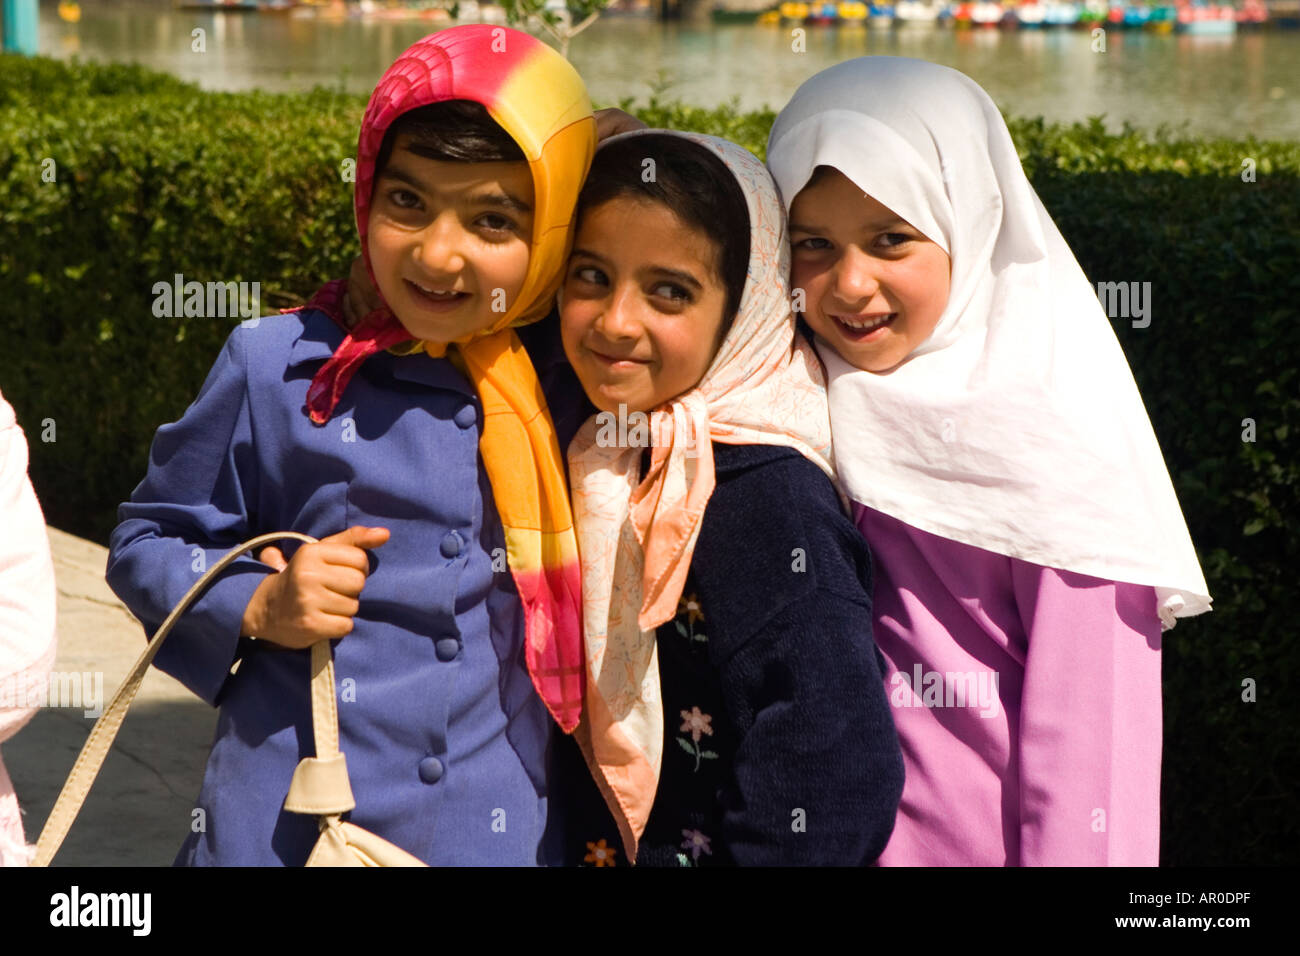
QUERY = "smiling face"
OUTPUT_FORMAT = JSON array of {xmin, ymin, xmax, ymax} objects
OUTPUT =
[
  {"xmin": 560, "ymin": 196, "xmax": 732, "ymax": 415},
  {"xmin": 366, "ymin": 134, "xmax": 535, "ymax": 343},
  {"xmin": 789, "ymin": 166, "xmax": 951, "ymax": 373}
]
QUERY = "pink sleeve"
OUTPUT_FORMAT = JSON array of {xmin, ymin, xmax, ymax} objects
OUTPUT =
[{"xmin": 1012, "ymin": 562, "xmax": 1162, "ymax": 866}]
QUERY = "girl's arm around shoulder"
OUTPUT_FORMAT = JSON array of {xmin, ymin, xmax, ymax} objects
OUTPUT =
[
  {"xmin": 105, "ymin": 322, "xmax": 278, "ymax": 706},
  {"xmin": 690, "ymin": 445, "xmax": 905, "ymax": 865}
]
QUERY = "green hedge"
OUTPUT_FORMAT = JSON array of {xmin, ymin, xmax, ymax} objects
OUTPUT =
[{"xmin": 3, "ymin": 54, "xmax": 1297, "ymax": 865}]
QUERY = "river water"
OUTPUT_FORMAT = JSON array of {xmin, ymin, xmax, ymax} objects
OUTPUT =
[{"xmin": 34, "ymin": 1, "xmax": 1300, "ymax": 139}]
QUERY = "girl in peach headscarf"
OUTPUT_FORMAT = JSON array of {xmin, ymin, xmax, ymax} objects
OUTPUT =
[{"xmin": 549, "ymin": 130, "xmax": 903, "ymax": 866}]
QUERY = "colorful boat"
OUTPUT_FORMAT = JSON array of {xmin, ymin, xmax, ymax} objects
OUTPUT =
[
  {"xmin": 894, "ymin": 0, "xmax": 941, "ymax": 23},
  {"xmin": 1013, "ymin": 2, "xmax": 1048, "ymax": 26},
  {"xmin": 867, "ymin": 2, "xmax": 896, "ymax": 25},
  {"xmin": 1077, "ymin": 0, "xmax": 1109, "ymax": 23},
  {"xmin": 1042, "ymin": 0, "xmax": 1082, "ymax": 25},
  {"xmin": 838, "ymin": 0, "xmax": 870, "ymax": 21},
  {"xmin": 1121, "ymin": 3, "xmax": 1154, "ymax": 26},
  {"xmin": 971, "ymin": 0, "xmax": 1004, "ymax": 23},
  {"xmin": 806, "ymin": 1, "xmax": 839, "ymax": 22},
  {"xmin": 1145, "ymin": 3, "xmax": 1178, "ymax": 28},
  {"xmin": 1236, "ymin": 0, "xmax": 1269, "ymax": 24},
  {"xmin": 1175, "ymin": 1, "xmax": 1237, "ymax": 32}
]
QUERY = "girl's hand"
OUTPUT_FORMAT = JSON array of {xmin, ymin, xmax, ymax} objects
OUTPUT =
[
  {"xmin": 342, "ymin": 256, "xmax": 382, "ymax": 328},
  {"xmin": 595, "ymin": 108, "xmax": 648, "ymax": 142},
  {"xmin": 241, "ymin": 525, "xmax": 390, "ymax": 649}
]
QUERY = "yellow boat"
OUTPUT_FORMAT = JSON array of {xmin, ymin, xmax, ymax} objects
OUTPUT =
[
  {"xmin": 838, "ymin": 0, "xmax": 868, "ymax": 19},
  {"xmin": 780, "ymin": 1, "xmax": 810, "ymax": 20},
  {"xmin": 58, "ymin": 1, "xmax": 82, "ymax": 21},
  {"xmin": 758, "ymin": 9, "xmax": 783, "ymax": 24}
]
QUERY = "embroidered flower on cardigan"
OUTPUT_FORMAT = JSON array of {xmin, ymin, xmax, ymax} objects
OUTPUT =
[
  {"xmin": 677, "ymin": 593, "xmax": 704, "ymax": 625},
  {"xmin": 584, "ymin": 839, "xmax": 617, "ymax": 867},
  {"xmin": 676, "ymin": 707, "xmax": 719, "ymax": 772},
  {"xmin": 674, "ymin": 592, "xmax": 707, "ymax": 645},
  {"xmin": 680, "ymin": 706, "xmax": 713, "ymax": 742},
  {"xmin": 680, "ymin": 828, "xmax": 713, "ymax": 864}
]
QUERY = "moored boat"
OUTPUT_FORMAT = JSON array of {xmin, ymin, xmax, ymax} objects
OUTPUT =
[
  {"xmin": 1076, "ymin": 0, "xmax": 1108, "ymax": 24},
  {"xmin": 894, "ymin": 0, "xmax": 940, "ymax": 23},
  {"xmin": 838, "ymin": 0, "xmax": 870, "ymax": 22},
  {"xmin": 806, "ymin": 1, "xmax": 839, "ymax": 23},
  {"xmin": 779, "ymin": 0, "xmax": 811, "ymax": 21},
  {"xmin": 1121, "ymin": 3, "xmax": 1154, "ymax": 27},
  {"xmin": 1175, "ymin": 1, "xmax": 1238, "ymax": 32},
  {"xmin": 1013, "ymin": 1, "xmax": 1048, "ymax": 26},
  {"xmin": 1236, "ymin": 0, "xmax": 1269, "ymax": 25},
  {"xmin": 1042, "ymin": 0, "xmax": 1082, "ymax": 25},
  {"xmin": 1145, "ymin": 3, "xmax": 1178, "ymax": 28},
  {"xmin": 867, "ymin": 2, "xmax": 896, "ymax": 26}
]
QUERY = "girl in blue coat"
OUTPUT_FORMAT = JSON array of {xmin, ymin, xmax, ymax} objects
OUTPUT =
[{"xmin": 105, "ymin": 27, "xmax": 596, "ymax": 865}]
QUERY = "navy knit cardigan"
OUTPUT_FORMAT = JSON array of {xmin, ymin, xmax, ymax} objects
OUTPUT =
[{"xmin": 548, "ymin": 441, "xmax": 906, "ymax": 866}]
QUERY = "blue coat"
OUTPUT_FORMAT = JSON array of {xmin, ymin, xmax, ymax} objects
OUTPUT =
[{"xmin": 106, "ymin": 308, "xmax": 588, "ymax": 866}]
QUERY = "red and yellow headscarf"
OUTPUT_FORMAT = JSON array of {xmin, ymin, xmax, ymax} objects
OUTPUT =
[{"xmin": 296, "ymin": 26, "xmax": 595, "ymax": 732}]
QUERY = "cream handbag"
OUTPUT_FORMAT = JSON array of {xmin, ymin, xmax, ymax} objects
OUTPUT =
[{"xmin": 32, "ymin": 531, "xmax": 427, "ymax": 867}]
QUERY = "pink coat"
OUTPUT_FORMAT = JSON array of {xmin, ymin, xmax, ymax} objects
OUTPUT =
[
  {"xmin": 0, "ymin": 392, "xmax": 58, "ymax": 866},
  {"xmin": 858, "ymin": 505, "xmax": 1163, "ymax": 866}
]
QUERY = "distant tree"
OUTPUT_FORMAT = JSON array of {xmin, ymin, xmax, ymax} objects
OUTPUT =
[{"xmin": 499, "ymin": 0, "xmax": 613, "ymax": 59}]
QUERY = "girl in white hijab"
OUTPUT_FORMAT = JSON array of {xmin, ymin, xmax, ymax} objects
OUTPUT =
[{"xmin": 766, "ymin": 57, "xmax": 1210, "ymax": 866}]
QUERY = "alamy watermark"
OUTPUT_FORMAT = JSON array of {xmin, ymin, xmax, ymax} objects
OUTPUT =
[
  {"xmin": 889, "ymin": 664, "xmax": 1001, "ymax": 719},
  {"xmin": 0, "ymin": 671, "xmax": 104, "ymax": 718},
  {"xmin": 151, "ymin": 273, "xmax": 261, "ymax": 326},
  {"xmin": 593, "ymin": 403, "xmax": 699, "ymax": 458},
  {"xmin": 1095, "ymin": 280, "xmax": 1151, "ymax": 329},
  {"xmin": 50, "ymin": 886, "xmax": 151, "ymax": 936}
]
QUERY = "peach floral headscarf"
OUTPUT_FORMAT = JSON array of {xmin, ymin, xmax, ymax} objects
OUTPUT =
[{"xmin": 565, "ymin": 131, "xmax": 839, "ymax": 862}]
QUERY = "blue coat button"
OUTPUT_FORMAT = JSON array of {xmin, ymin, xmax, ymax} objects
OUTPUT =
[
  {"xmin": 453, "ymin": 404, "xmax": 478, "ymax": 429},
  {"xmin": 439, "ymin": 531, "xmax": 462, "ymax": 558},
  {"xmin": 418, "ymin": 757, "xmax": 444, "ymax": 784},
  {"xmin": 435, "ymin": 637, "xmax": 461, "ymax": 661}
]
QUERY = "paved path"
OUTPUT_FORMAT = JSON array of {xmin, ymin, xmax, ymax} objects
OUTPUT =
[{"xmin": 7, "ymin": 527, "xmax": 217, "ymax": 866}]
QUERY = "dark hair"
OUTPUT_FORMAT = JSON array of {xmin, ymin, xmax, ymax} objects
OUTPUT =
[
  {"xmin": 575, "ymin": 134, "xmax": 750, "ymax": 323},
  {"xmin": 374, "ymin": 99, "xmax": 525, "ymax": 176}
]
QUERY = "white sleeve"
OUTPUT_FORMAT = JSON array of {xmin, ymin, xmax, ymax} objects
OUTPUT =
[
  {"xmin": 0, "ymin": 391, "xmax": 58, "ymax": 745},
  {"xmin": 0, "ymin": 391, "xmax": 58, "ymax": 866}
]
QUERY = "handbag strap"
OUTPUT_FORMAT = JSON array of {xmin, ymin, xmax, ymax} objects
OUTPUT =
[{"xmin": 31, "ymin": 531, "xmax": 318, "ymax": 867}]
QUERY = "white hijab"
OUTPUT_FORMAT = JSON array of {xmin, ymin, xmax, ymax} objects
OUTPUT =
[{"xmin": 766, "ymin": 56, "xmax": 1210, "ymax": 628}]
